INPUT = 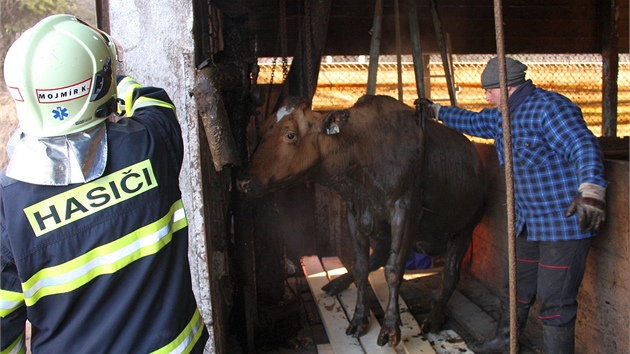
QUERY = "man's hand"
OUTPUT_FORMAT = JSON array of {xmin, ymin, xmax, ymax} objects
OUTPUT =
[
  {"xmin": 414, "ymin": 98, "xmax": 441, "ymax": 120},
  {"xmin": 565, "ymin": 183, "xmax": 606, "ymax": 232}
]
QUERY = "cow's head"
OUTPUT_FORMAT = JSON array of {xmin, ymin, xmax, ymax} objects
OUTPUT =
[{"xmin": 237, "ymin": 99, "xmax": 349, "ymax": 197}]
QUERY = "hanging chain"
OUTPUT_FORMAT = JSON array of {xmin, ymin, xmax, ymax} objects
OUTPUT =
[{"xmin": 280, "ymin": 0, "xmax": 289, "ymax": 95}]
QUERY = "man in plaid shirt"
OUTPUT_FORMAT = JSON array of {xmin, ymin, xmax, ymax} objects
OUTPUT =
[{"xmin": 418, "ymin": 57, "xmax": 607, "ymax": 354}]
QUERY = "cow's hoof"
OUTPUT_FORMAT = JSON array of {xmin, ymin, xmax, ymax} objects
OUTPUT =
[
  {"xmin": 420, "ymin": 311, "xmax": 446, "ymax": 334},
  {"xmin": 321, "ymin": 276, "xmax": 350, "ymax": 296},
  {"xmin": 377, "ymin": 326, "xmax": 401, "ymax": 347},
  {"xmin": 345, "ymin": 318, "xmax": 369, "ymax": 338}
]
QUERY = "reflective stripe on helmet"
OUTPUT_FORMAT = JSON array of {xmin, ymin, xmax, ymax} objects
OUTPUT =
[{"xmin": 21, "ymin": 199, "xmax": 187, "ymax": 306}]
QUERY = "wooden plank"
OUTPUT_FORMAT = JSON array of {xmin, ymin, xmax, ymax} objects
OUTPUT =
[
  {"xmin": 321, "ymin": 257, "xmax": 400, "ymax": 354},
  {"xmin": 368, "ymin": 268, "xmax": 436, "ymax": 354},
  {"xmin": 425, "ymin": 330, "xmax": 473, "ymax": 354},
  {"xmin": 301, "ymin": 256, "xmax": 365, "ymax": 354},
  {"xmin": 431, "ymin": 289, "xmax": 494, "ymax": 343},
  {"xmin": 317, "ymin": 343, "xmax": 335, "ymax": 354}
]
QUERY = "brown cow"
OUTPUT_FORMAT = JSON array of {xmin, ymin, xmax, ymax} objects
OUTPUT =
[{"xmin": 237, "ymin": 94, "xmax": 485, "ymax": 347}]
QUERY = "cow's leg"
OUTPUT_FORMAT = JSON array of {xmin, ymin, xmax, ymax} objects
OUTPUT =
[
  {"xmin": 345, "ymin": 209, "xmax": 372, "ymax": 338},
  {"xmin": 322, "ymin": 236, "xmax": 390, "ymax": 296},
  {"xmin": 378, "ymin": 198, "xmax": 414, "ymax": 347},
  {"xmin": 421, "ymin": 222, "xmax": 474, "ymax": 333}
]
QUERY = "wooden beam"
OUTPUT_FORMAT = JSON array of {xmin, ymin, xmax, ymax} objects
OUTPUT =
[{"xmin": 601, "ymin": 0, "xmax": 620, "ymax": 137}]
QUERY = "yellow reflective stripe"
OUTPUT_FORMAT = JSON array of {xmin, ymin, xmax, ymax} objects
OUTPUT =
[
  {"xmin": 128, "ymin": 97, "xmax": 176, "ymax": 116},
  {"xmin": 117, "ymin": 77, "xmax": 142, "ymax": 115},
  {"xmin": 1, "ymin": 332, "xmax": 25, "ymax": 354},
  {"xmin": 22, "ymin": 200, "xmax": 188, "ymax": 306},
  {"xmin": 0, "ymin": 289, "xmax": 24, "ymax": 318},
  {"xmin": 151, "ymin": 308, "xmax": 205, "ymax": 354}
]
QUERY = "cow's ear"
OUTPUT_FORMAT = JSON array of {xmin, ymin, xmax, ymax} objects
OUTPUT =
[{"xmin": 323, "ymin": 110, "xmax": 350, "ymax": 135}]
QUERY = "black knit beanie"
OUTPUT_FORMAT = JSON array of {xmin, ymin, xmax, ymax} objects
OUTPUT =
[{"xmin": 481, "ymin": 57, "xmax": 528, "ymax": 89}]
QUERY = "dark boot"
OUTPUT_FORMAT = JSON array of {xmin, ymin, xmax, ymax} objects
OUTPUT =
[
  {"xmin": 542, "ymin": 324, "xmax": 574, "ymax": 354},
  {"xmin": 467, "ymin": 302, "xmax": 529, "ymax": 354}
]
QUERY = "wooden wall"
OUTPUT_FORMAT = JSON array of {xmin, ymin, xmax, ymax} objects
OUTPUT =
[{"xmin": 466, "ymin": 143, "xmax": 629, "ymax": 354}]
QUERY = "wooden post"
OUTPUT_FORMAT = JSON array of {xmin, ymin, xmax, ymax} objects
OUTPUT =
[
  {"xmin": 95, "ymin": 0, "xmax": 110, "ymax": 33},
  {"xmin": 601, "ymin": 0, "xmax": 620, "ymax": 137},
  {"xmin": 395, "ymin": 0, "xmax": 403, "ymax": 101}
]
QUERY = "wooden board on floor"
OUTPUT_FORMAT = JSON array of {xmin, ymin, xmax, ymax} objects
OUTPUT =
[
  {"xmin": 367, "ymin": 267, "xmax": 437, "ymax": 354},
  {"xmin": 301, "ymin": 256, "xmax": 364, "ymax": 354},
  {"xmin": 369, "ymin": 268, "xmax": 472, "ymax": 354},
  {"xmin": 320, "ymin": 257, "xmax": 400, "ymax": 354}
]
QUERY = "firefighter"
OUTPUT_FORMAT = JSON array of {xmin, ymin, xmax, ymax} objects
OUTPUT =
[{"xmin": 1, "ymin": 15, "xmax": 208, "ymax": 353}]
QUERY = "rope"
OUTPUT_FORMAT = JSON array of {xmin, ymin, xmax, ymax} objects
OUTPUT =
[{"xmin": 492, "ymin": 1, "xmax": 518, "ymax": 354}]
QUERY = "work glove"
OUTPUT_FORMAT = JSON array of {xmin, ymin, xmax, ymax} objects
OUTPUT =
[
  {"xmin": 414, "ymin": 98, "xmax": 441, "ymax": 120},
  {"xmin": 565, "ymin": 182, "xmax": 606, "ymax": 232}
]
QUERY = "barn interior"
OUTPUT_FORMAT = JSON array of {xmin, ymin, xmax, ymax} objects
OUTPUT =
[{"xmin": 99, "ymin": 1, "xmax": 628, "ymax": 353}]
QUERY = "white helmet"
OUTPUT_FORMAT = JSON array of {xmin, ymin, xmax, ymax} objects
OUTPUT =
[{"xmin": 3, "ymin": 14, "xmax": 118, "ymax": 137}]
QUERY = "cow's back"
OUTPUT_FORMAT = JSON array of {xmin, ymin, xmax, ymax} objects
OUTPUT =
[
  {"xmin": 418, "ymin": 118, "xmax": 485, "ymax": 244},
  {"xmin": 327, "ymin": 95, "xmax": 424, "ymax": 201}
]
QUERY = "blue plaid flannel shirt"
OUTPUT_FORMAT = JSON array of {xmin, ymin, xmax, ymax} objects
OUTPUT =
[{"xmin": 439, "ymin": 87, "xmax": 607, "ymax": 241}]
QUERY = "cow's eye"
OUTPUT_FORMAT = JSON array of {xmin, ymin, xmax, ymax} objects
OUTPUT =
[{"xmin": 284, "ymin": 132, "xmax": 297, "ymax": 143}]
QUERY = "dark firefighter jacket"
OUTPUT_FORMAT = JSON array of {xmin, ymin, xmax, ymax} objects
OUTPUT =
[{"xmin": 0, "ymin": 78, "xmax": 208, "ymax": 354}]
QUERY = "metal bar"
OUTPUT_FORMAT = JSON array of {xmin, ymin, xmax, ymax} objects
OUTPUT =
[
  {"xmin": 407, "ymin": 0, "xmax": 426, "ymax": 98},
  {"xmin": 429, "ymin": 0, "xmax": 456, "ymax": 106},
  {"xmin": 395, "ymin": 0, "xmax": 403, "ymax": 101},
  {"xmin": 367, "ymin": 0, "xmax": 383, "ymax": 95},
  {"xmin": 492, "ymin": 1, "xmax": 518, "ymax": 354}
]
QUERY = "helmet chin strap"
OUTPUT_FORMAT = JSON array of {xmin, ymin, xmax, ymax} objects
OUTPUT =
[
  {"xmin": 95, "ymin": 97, "xmax": 123, "ymax": 118},
  {"xmin": 90, "ymin": 57, "xmax": 113, "ymax": 102}
]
